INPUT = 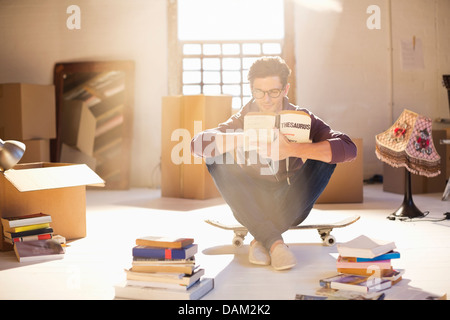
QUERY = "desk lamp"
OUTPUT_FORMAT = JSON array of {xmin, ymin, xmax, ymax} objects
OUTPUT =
[
  {"xmin": 375, "ymin": 109, "xmax": 441, "ymax": 219},
  {"xmin": 0, "ymin": 139, "xmax": 26, "ymax": 171}
]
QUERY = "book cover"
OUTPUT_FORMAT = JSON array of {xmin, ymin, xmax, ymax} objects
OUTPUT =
[
  {"xmin": 132, "ymin": 244, "xmax": 198, "ymax": 260},
  {"xmin": 1, "ymin": 213, "xmax": 51, "ymax": 228},
  {"xmin": 3, "ymin": 223, "xmax": 51, "ymax": 233},
  {"xmin": 320, "ymin": 274, "xmax": 391, "ymax": 293},
  {"xmin": 336, "ymin": 256, "xmax": 392, "ymax": 270},
  {"xmin": 135, "ymin": 236, "xmax": 194, "ymax": 249},
  {"xmin": 243, "ymin": 110, "xmax": 312, "ymax": 145},
  {"xmin": 337, "ymin": 235, "xmax": 396, "ymax": 259},
  {"xmin": 131, "ymin": 263, "xmax": 199, "ymax": 275},
  {"xmin": 352, "ymin": 251, "xmax": 400, "ymax": 262},
  {"xmin": 114, "ymin": 277, "xmax": 214, "ymax": 300},
  {"xmin": 14, "ymin": 239, "xmax": 65, "ymax": 263},
  {"xmin": 125, "ymin": 268, "xmax": 205, "ymax": 286}
]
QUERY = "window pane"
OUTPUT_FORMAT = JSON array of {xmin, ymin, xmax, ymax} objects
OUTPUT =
[
  {"xmin": 242, "ymin": 43, "xmax": 261, "ymax": 55},
  {"xmin": 203, "ymin": 44, "xmax": 221, "ymax": 55},
  {"xmin": 243, "ymin": 96, "xmax": 252, "ymax": 105},
  {"xmin": 183, "ymin": 44, "xmax": 201, "ymax": 55},
  {"xmin": 242, "ymin": 57, "xmax": 259, "ymax": 69},
  {"xmin": 222, "ymin": 43, "xmax": 240, "ymax": 55},
  {"xmin": 263, "ymin": 43, "xmax": 282, "ymax": 55},
  {"xmin": 223, "ymin": 71, "xmax": 241, "ymax": 84},
  {"xmin": 203, "ymin": 71, "xmax": 221, "ymax": 84},
  {"xmin": 178, "ymin": 0, "xmax": 284, "ymax": 41},
  {"xmin": 203, "ymin": 85, "xmax": 222, "ymax": 95},
  {"xmin": 223, "ymin": 85, "xmax": 241, "ymax": 96},
  {"xmin": 183, "ymin": 58, "xmax": 201, "ymax": 70},
  {"xmin": 232, "ymin": 97, "xmax": 242, "ymax": 109},
  {"xmin": 183, "ymin": 85, "xmax": 201, "ymax": 95},
  {"xmin": 243, "ymin": 86, "xmax": 252, "ymax": 96},
  {"xmin": 222, "ymin": 58, "xmax": 241, "ymax": 70},
  {"xmin": 183, "ymin": 71, "xmax": 201, "ymax": 84},
  {"xmin": 203, "ymin": 58, "xmax": 221, "ymax": 70}
]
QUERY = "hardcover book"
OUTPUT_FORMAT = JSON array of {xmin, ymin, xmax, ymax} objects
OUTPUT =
[
  {"xmin": 1, "ymin": 213, "xmax": 51, "ymax": 228},
  {"xmin": 132, "ymin": 244, "xmax": 198, "ymax": 260},
  {"xmin": 320, "ymin": 273, "xmax": 391, "ymax": 293},
  {"xmin": 337, "ymin": 235, "xmax": 396, "ymax": 259},
  {"xmin": 14, "ymin": 239, "xmax": 65, "ymax": 262},
  {"xmin": 135, "ymin": 236, "xmax": 194, "ymax": 249},
  {"xmin": 243, "ymin": 110, "xmax": 312, "ymax": 146}
]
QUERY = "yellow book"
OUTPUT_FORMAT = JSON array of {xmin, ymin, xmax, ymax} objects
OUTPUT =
[{"xmin": 3, "ymin": 223, "xmax": 51, "ymax": 233}]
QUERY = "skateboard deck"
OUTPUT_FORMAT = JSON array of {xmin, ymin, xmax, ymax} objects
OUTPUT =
[{"xmin": 205, "ymin": 215, "xmax": 360, "ymax": 247}]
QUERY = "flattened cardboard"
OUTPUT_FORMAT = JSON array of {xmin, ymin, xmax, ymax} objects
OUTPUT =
[
  {"xmin": 61, "ymin": 100, "xmax": 96, "ymax": 156},
  {"xmin": 4, "ymin": 163, "xmax": 105, "ymax": 191}
]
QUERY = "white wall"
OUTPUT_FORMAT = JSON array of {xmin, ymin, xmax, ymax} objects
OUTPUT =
[
  {"xmin": 294, "ymin": 0, "xmax": 450, "ymax": 180},
  {"xmin": 0, "ymin": 0, "xmax": 167, "ymax": 187},
  {"xmin": 1, "ymin": 0, "xmax": 449, "ymax": 186}
]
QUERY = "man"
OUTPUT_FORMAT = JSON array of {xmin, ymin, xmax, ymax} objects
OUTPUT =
[{"xmin": 191, "ymin": 56, "xmax": 357, "ymax": 270}]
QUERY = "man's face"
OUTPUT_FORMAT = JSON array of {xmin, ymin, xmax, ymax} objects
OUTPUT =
[{"xmin": 251, "ymin": 76, "xmax": 290, "ymax": 113}]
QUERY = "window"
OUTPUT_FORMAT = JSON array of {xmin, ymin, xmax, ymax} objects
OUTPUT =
[{"xmin": 170, "ymin": 0, "xmax": 292, "ymax": 110}]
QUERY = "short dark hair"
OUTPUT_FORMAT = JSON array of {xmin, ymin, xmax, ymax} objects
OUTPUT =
[{"xmin": 247, "ymin": 56, "xmax": 291, "ymax": 88}]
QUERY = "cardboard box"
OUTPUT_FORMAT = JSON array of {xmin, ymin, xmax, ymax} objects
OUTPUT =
[
  {"xmin": 60, "ymin": 143, "xmax": 97, "ymax": 171},
  {"xmin": 0, "ymin": 162, "xmax": 104, "ymax": 250},
  {"xmin": 0, "ymin": 83, "xmax": 56, "ymax": 140},
  {"xmin": 383, "ymin": 130, "xmax": 448, "ymax": 194},
  {"xmin": 161, "ymin": 95, "xmax": 232, "ymax": 199},
  {"xmin": 316, "ymin": 138, "xmax": 364, "ymax": 204},
  {"xmin": 19, "ymin": 139, "xmax": 51, "ymax": 164},
  {"xmin": 61, "ymin": 100, "xmax": 96, "ymax": 156}
]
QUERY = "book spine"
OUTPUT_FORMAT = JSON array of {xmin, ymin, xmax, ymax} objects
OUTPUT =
[
  {"xmin": 7, "ymin": 223, "xmax": 50, "ymax": 233},
  {"xmin": 6, "ymin": 228, "xmax": 54, "ymax": 239},
  {"xmin": 132, "ymin": 247, "xmax": 188, "ymax": 259},
  {"xmin": 12, "ymin": 233, "xmax": 53, "ymax": 243}
]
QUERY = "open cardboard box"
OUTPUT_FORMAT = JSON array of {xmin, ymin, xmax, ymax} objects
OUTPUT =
[{"xmin": 0, "ymin": 162, "xmax": 104, "ymax": 251}]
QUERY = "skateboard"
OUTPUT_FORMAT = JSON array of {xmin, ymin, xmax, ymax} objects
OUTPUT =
[{"xmin": 205, "ymin": 215, "xmax": 360, "ymax": 247}]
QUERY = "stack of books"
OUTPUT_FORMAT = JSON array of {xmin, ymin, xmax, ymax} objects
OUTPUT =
[
  {"xmin": 318, "ymin": 235, "xmax": 403, "ymax": 297},
  {"xmin": 1, "ymin": 213, "xmax": 65, "ymax": 262},
  {"xmin": 114, "ymin": 236, "xmax": 214, "ymax": 300},
  {"xmin": 2, "ymin": 213, "xmax": 54, "ymax": 245}
]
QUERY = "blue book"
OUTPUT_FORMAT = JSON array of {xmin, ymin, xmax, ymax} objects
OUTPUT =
[
  {"xmin": 355, "ymin": 251, "xmax": 400, "ymax": 262},
  {"xmin": 132, "ymin": 244, "xmax": 198, "ymax": 260}
]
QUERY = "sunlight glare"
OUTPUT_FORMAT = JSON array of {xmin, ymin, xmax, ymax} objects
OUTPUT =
[{"xmin": 178, "ymin": 0, "xmax": 284, "ymax": 40}]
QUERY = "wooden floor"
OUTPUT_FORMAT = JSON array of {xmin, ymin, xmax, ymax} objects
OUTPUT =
[{"xmin": 0, "ymin": 183, "xmax": 448, "ymax": 300}]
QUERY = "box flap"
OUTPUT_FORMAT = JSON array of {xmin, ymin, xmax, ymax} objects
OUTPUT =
[{"xmin": 4, "ymin": 163, "xmax": 105, "ymax": 192}]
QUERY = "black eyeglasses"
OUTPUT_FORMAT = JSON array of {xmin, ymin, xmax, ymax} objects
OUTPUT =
[{"xmin": 252, "ymin": 88, "xmax": 284, "ymax": 99}]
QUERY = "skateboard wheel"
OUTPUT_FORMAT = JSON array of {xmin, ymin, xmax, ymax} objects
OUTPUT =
[
  {"xmin": 232, "ymin": 236, "xmax": 244, "ymax": 247},
  {"xmin": 323, "ymin": 235, "xmax": 336, "ymax": 246}
]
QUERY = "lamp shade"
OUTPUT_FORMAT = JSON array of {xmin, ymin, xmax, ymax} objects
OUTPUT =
[
  {"xmin": 375, "ymin": 109, "xmax": 440, "ymax": 178},
  {"xmin": 0, "ymin": 139, "xmax": 26, "ymax": 171}
]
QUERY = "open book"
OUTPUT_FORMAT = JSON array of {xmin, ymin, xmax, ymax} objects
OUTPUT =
[
  {"xmin": 243, "ymin": 110, "xmax": 312, "ymax": 144},
  {"xmin": 243, "ymin": 110, "xmax": 312, "ymax": 183}
]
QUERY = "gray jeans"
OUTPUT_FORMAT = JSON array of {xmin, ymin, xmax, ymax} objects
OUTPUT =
[{"xmin": 206, "ymin": 156, "xmax": 336, "ymax": 250}]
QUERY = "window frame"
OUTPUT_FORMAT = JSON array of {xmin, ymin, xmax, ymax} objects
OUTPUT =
[{"xmin": 167, "ymin": 0, "xmax": 296, "ymax": 107}]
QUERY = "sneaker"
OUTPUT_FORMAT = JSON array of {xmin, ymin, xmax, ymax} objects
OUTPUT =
[
  {"xmin": 248, "ymin": 241, "xmax": 271, "ymax": 266},
  {"xmin": 270, "ymin": 243, "xmax": 297, "ymax": 271}
]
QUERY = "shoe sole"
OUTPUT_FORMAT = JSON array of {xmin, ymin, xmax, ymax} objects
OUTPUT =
[
  {"xmin": 249, "ymin": 258, "xmax": 271, "ymax": 266},
  {"xmin": 272, "ymin": 262, "xmax": 296, "ymax": 271}
]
